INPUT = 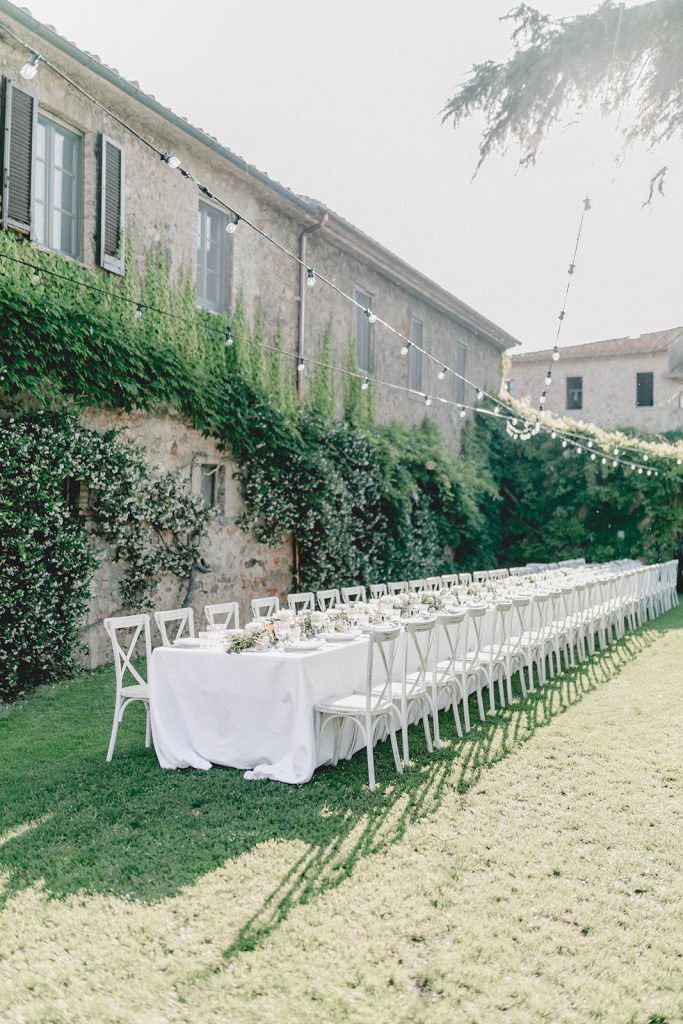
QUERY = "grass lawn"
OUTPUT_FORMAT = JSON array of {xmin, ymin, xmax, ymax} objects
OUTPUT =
[{"xmin": 1, "ymin": 602, "xmax": 682, "ymax": 1024}]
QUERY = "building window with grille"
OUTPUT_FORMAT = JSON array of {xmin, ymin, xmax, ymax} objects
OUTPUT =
[
  {"xmin": 566, "ymin": 376, "xmax": 583, "ymax": 410},
  {"xmin": 34, "ymin": 115, "xmax": 82, "ymax": 259},
  {"xmin": 409, "ymin": 318, "xmax": 423, "ymax": 391},
  {"xmin": 199, "ymin": 463, "xmax": 225, "ymax": 510},
  {"xmin": 355, "ymin": 288, "xmax": 372, "ymax": 373},
  {"xmin": 197, "ymin": 201, "xmax": 229, "ymax": 312},
  {"xmin": 636, "ymin": 371, "xmax": 654, "ymax": 407}
]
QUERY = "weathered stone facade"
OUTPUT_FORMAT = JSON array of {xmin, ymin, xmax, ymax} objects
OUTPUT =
[
  {"xmin": 0, "ymin": 2, "xmax": 518, "ymax": 665},
  {"xmin": 509, "ymin": 329, "xmax": 683, "ymax": 434}
]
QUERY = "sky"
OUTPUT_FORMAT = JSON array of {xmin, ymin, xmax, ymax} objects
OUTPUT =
[{"xmin": 16, "ymin": 0, "xmax": 683, "ymax": 351}]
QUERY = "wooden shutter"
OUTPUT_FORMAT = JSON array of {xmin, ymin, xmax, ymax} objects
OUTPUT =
[
  {"xmin": 98, "ymin": 134, "xmax": 125, "ymax": 274},
  {"xmin": 1, "ymin": 78, "xmax": 36, "ymax": 234}
]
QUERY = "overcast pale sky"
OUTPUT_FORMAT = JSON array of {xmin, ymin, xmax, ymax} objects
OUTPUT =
[{"xmin": 17, "ymin": 0, "xmax": 683, "ymax": 350}]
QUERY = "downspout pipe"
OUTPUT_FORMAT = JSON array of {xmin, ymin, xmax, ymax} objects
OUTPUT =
[{"xmin": 297, "ymin": 208, "xmax": 328, "ymax": 401}]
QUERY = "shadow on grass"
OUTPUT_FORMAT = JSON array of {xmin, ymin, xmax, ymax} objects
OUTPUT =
[{"xmin": 0, "ymin": 602, "xmax": 680, "ymax": 958}]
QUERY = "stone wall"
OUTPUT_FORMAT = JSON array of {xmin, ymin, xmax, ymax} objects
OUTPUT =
[
  {"xmin": 80, "ymin": 408, "xmax": 292, "ymax": 668},
  {"xmin": 509, "ymin": 351, "xmax": 683, "ymax": 433}
]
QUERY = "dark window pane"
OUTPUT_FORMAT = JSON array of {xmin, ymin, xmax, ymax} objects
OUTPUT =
[
  {"xmin": 196, "ymin": 201, "xmax": 229, "ymax": 312},
  {"xmin": 566, "ymin": 376, "xmax": 583, "ymax": 410},
  {"xmin": 636, "ymin": 372, "xmax": 654, "ymax": 407}
]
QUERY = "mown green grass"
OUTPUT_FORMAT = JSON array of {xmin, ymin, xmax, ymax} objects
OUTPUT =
[{"xmin": 1, "ymin": 602, "xmax": 682, "ymax": 1023}]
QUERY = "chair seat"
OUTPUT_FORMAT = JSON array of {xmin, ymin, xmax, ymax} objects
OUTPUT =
[
  {"xmin": 120, "ymin": 684, "xmax": 150, "ymax": 701},
  {"xmin": 369, "ymin": 681, "xmax": 428, "ymax": 700},
  {"xmin": 316, "ymin": 693, "xmax": 393, "ymax": 716}
]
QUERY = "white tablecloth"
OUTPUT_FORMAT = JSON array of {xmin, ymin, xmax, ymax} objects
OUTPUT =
[{"xmin": 150, "ymin": 639, "xmax": 370, "ymax": 784}]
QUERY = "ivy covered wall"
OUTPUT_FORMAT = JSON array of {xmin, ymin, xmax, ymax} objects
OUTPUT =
[{"xmin": 0, "ymin": 231, "xmax": 681, "ymax": 700}]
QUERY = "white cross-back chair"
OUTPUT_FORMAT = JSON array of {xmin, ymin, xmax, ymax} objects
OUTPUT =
[
  {"xmin": 154, "ymin": 607, "xmax": 195, "ymax": 648},
  {"xmin": 288, "ymin": 591, "xmax": 315, "ymax": 614},
  {"xmin": 473, "ymin": 570, "xmax": 489, "ymax": 583},
  {"xmin": 204, "ymin": 601, "xmax": 240, "ymax": 629},
  {"xmin": 424, "ymin": 577, "xmax": 442, "ymax": 592},
  {"xmin": 341, "ymin": 585, "xmax": 367, "ymax": 604},
  {"xmin": 431, "ymin": 609, "xmax": 467, "ymax": 744},
  {"xmin": 104, "ymin": 614, "xmax": 152, "ymax": 762},
  {"xmin": 441, "ymin": 573, "xmax": 459, "ymax": 588},
  {"xmin": 251, "ymin": 595, "xmax": 280, "ymax": 620},
  {"xmin": 409, "ymin": 579, "xmax": 426, "ymax": 593},
  {"xmin": 387, "ymin": 580, "xmax": 408, "ymax": 595},
  {"xmin": 373, "ymin": 618, "xmax": 436, "ymax": 764},
  {"xmin": 369, "ymin": 582, "xmax": 388, "ymax": 599},
  {"xmin": 458, "ymin": 572, "xmax": 472, "ymax": 585},
  {"xmin": 317, "ymin": 588, "xmax": 341, "ymax": 611},
  {"xmin": 315, "ymin": 625, "xmax": 403, "ymax": 791}
]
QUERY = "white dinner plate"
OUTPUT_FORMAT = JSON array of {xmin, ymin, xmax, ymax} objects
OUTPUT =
[{"xmin": 319, "ymin": 632, "xmax": 360, "ymax": 643}]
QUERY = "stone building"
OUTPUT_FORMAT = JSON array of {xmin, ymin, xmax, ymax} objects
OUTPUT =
[
  {"xmin": 0, "ymin": 0, "xmax": 518, "ymax": 663},
  {"xmin": 509, "ymin": 329, "xmax": 683, "ymax": 435}
]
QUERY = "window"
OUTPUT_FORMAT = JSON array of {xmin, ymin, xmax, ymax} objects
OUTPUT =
[
  {"xmin": 355, "ymin": 288, "xmax": 372, "ymax": 373},
  {"xmin": 636, "ymin": 371, "xmax": 654, "ymax": 407},
  {"xmin": 199, "ymin": 463, "xmax": 225, "ymax": 510},
  {"xmin": 98, "ymin": 134, "xmax": 125, "ymax": 275},
  {"xmin": 197, "ymin": 201, "xmax": 229, "ymax": 312},
  {"xmin": 409, "ymin": 318, "xmax": 423, "ymax": 391},
  {"xmin": 505, "ymin": 379, "xmax": 516, "ymax": 396},
  {"xmin": 34, "ymin": 114, "xmax": 82, "ymax": 258},
  {"xmin": 566, "ymin": 376, "xmax": 583, "ymax": 410},
  {"xmin": 453, "ymin": 342, "xmax": 466, "ymax": 404}
]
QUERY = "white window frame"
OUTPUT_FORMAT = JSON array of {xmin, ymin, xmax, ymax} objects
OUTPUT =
[
  {"xmin": 196, "ymin": 200, "xmax": 230, "ymax": 313},
  {"xmin": 34, "ymin": 111, "xmax": 83, "ymax": 259}
]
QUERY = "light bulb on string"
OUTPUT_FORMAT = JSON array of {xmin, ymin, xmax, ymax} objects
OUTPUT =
[
  {"xmin": 493, "ymin": 404, "xmax": 500, "ymax": 414},
  {"xmin": 612, "ymin": 459, "xmax": 618, "ymax": 467},
  {"xmin": 539, "ymin": 391, "xmax": 547, "ymax": 406},
  {"xmin": 306, "ymin": 267, "xmax": 316, "ymax": 288},
  {"xmin": 161, "ymin": 153, "xmax": 181, "ymax": 169},
  {"xmin": 226, "ymin": 214, "xmax": 240, "ymax": 234},
  {"xmin": 587, "ymin": 440, "xmax": 593, "ymax": 448},
  {"xmin": 552, "ymin": 345, "xmax": 560, "ymax": 362},
  {"xmin": 643, "ymin": 454, "xmax": 649, "ymax": 461},
  {"xmin": 365, "ymin": 309, "xmax": 377, "ymax": 324},
  {"xmin": 19, "ymin": 53, "xmax": 39, "ymax": 79},
  {"xmin": 400, "ymin": 342, "xmax": 411, "ymax": 356},
  {"xmin": 424, "ymin": 394, "xmax": 432, "ymax": 407},
  {"xmin": 638, "ymin": 467, "xmax": 643, "ymax": 474},
  {"xmin": 476, "ymin": 388, "xmax": 483, "ymax": 402},
  {"xmin": 550, "ymin": 431, "xmax": 557, "ymax": 439},
  {"xmin": 297, "ymin": 358, "xmax": 305, "ymax": 374},
  {"xmin": 646, "ymin": 469, "xmax": 652, "ymax": 477},
  {"xmin": 31, "ymin": 270, "xmax": 41, "ymax": 285},
  {"xmin": 438, "ymin": 367, "xmax": 447, "ymax": 381},
  {"xmin": 601, "ymin": 457, "xmax": 607, "ymax": 465},
  {"xmin": 135, "ymin": 303, "xmax": 143, "ymax": 321},
  {"xmin": 590, "ymin": 453, "xmax": 596, "ymax": 461},
  {"xmin": 544, "ymin": 371, "xmax": 552, "ymax": 387},
  {"xmin": 614, "ymin": 447, "xmax": 620, "ymax": 456},
  {"xmin": 677, "ymin": 458, "xmax": 682, "ymax": 466},
  {"xmin": 361, "ymin": 377, "xmax": 369, "ymax": 391},
  {"xmin": 459, "ymin": 407, "xmax": 467, "ymax": 419},
  {"xmin": 225, "ymin": 329, "xmax": 234, "ymax": 347},
  {"xmin": 511, "ymin": 418, "xmax": 518, "ymax": 427}
]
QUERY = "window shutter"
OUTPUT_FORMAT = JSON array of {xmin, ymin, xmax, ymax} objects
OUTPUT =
[
  {"xmin": 1, "ymin": 78, "xmax": 36, "ymax": 234},
  {"xmin": 98, "ymin": 134, "xmax": 125, "ymax": 274}
]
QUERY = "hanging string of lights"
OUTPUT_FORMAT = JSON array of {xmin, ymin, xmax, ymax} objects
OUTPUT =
[
  {"xmin": 539, "ymin": 195, "xmax": 591, "ymax": 411},
  {"xmin": 0, "ymin": 20, "xmax": 679, "ymax": 475}
]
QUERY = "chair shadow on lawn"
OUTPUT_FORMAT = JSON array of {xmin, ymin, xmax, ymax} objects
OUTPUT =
[{"xmin": 0, "ymin": 609, "xmax": 677, "ymax": 962}]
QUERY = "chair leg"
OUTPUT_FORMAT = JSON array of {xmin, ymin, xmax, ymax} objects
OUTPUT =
[
  {"xmin": 431, "ymin": 687, "xmax": 442, "ymax": 748},
  {"xmin": 461, "ymin": 675, "xmax": 472, "ymax": 733},
  {"xmin": 422, "ymin": 701, "xmax": 433, "ymax": 754},
  {"xmin": 106, "ymin": 700, "xmax": 121, "ymax": 763},
  {"xmin": 145, "ymin": 703, "xmax": 151, "ymax": 748},
  {"xmin": 388, "ymin": 711, "xmax": 403, "ymax": 774},
  {"xmin": 451, "ymin": 684, "xmax": 463, "ymax": 738},
  {"xmin": 401, "ymin": 699, "xmax": 410, "ymax": 765}
]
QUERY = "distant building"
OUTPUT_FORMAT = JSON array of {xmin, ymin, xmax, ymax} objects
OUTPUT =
[{"xmin": 508, "ymin": 328, "xmax": 683, "ymax": 434}]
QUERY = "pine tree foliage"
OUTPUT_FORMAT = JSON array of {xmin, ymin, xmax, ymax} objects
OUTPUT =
[{"xmin": 443, "ymin": 0, "xmax": 683, "ymax": 187}]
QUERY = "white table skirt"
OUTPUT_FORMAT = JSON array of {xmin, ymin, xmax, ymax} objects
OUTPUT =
[{"xmin": 150, "ymin": 639, "xmax": 371, "ymax": 784}]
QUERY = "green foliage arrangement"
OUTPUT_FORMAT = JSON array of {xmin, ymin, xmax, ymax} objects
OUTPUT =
[
  {"xmin": 0, "ymin": 230, "xmax": 680, "ymax": 701},
  {"xmin": 0, "ymin": 410, "xmax": 210, "ymax": 701}
]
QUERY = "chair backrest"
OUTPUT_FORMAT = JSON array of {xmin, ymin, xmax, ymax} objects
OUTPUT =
[
  {"xmin": 251, "ymin": 595, "xmax": 280, "ymax": 620},
  {"xmin": 458, "ymin": 572, "xmax": 472, "ymax": 585},
  {"xmin": 441, "ymin": 573, "xmax": 459, "ymax": 588},
  {"xmin": 434, "ymin": 609, "xmax": 467, "ymax": 685},
  {"xmin": 408, "ymin": 579, "xmax": 426, "ymax": 593},
  {"xmin": 204, "ymin": 601, "xmax": 240, "ymax": 629},
  {"xmin": 317, "ymin": 588, "xmax": 340, "ymax": 611},
  {"xmin": 104, "ymin": 614, "xmax": 152, "ymax": 693},
  {"xmin": 288, "ymin": 591, "xmax": 315, "ymax": 614},
  {"xmin": 463, "ymin": 605, "xmax": 487, "ymax": 664},
  {"xmin": 363, "ymin": 625, "xmax": 401, "ymax": 713},
  {"xmin": 489, "ymin": 600, "xmax": 513, "ymax": 659},
  {"xmin": 424, "ymin": 576, "xmax": 442, "ymax": 592},
  {"xmin": 473, "ymin": 570, "xmax": 489, "ymax": 583},
  {"xmin": 369, "ymin": 582, "xmax": 388, "ymax": 599},
  {"xmin": 154, "ymin": 607, "xmax": 195, "ymax": 648},
  {"xmin": 402, "ymin": 617, "xmax": 437, "ymax": 696},
  {"xmin": 341, "ymin": 585, "xmax": 367, "ymax": 604},
  {"xmin": 387, "ymin": 580, "xmax": 408, "ymax": 595}
]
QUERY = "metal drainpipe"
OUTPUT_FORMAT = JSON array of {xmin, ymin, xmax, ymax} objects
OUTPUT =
[
  {"xmin": 297, "ymin": 208, "xmax": 328, "ymax": 401},
  {"xmin": 293, "ymin": 208, "xmax": 328, "ymax": 587}
]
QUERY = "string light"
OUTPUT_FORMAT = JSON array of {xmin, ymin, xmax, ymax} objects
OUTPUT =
[
  {"xmin": 544, "ymin": 371, "xmax": 552, "ymax": 387},
  {"xmin": 226, "ymin": 214, "xmax": 240, "ymax": 234},
  {"xmin": 135, "ymin": 303, "xmax": 143, "ymax": 321},
  {"xmin": 400, "ymin": 342, "xmax": 411, "ymax": 356},
  {"xmin": 31, "ymin": 271, "xmax": 41, "ymax": 285},
  {"xmin": 366, "ymin": 309, "xmax": 377, "ymax": 325},
  {"xmin": 297, "ymin": 358, "xmax": 305, "ymax": 374},
  {"xmin": 19, "ymin": 52, "xmax": 39, "ymax": 79},
  {"xmin": 306, "ymin": 267, "xmax": 316, "ymax": 288},
  {"xmin": 0, "ymin": 28, "xmax": 675, "ymax": 477},
  {"xmin": 225, "ymin": 329, "xmax": 234, "ymax": 348},
  {"xmin": 361, "ymin": 377, "xmax": 369, "ymax": 391},
  {"xmin": 539, "ymin": 391, "xmax": 547, "ymax": 406},
  {"xmin": 476, "ymin": 388, "xmax": 483, "ymax": 402},
  {"xmin": 438, "ymin": 367, "xmax": 447, "ymax": 381},
  {"xmin": 161, "ymin": 153, "xmax": 181, "ymax": 169},
  {"xmin": 424, "ymin": 394, "xmax": 432, "ymax": 407}
]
